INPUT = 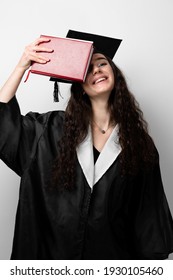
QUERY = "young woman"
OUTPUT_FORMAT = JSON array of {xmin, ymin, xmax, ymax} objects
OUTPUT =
[{"xmin": 0, "ymin": 34, "xmax": 173, "ymax": 260}]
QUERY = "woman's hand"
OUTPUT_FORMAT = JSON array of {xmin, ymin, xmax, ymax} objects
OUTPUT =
[
  {"xmin": 16, "ymin": 37, "xmax": 53, "ymax": 72},
  {"xmin": 0, "ymin": 37, "xmax": 53, "ymax": 103}
]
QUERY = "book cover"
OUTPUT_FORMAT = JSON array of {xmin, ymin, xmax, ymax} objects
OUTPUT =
[{"xmin": 30, "ymin": 35, "xmax": 94, "ymax": 83}]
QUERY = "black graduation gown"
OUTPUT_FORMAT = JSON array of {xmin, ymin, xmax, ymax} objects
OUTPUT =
[{"xmin": 0, "ymin": 96, "xmax": 173, "ymax": 260}]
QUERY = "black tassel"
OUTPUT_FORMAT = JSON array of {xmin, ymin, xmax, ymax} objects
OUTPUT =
[
  {"xmin": 53, "ymin": 81, "xmax": 64, "ymax": 102},
  {"xmin": 53, "ymin": 81, "xmax": 59, "ymax": 102}
]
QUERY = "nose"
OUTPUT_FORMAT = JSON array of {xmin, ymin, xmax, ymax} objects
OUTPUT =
[{"xmin": 92, "ymin": 65, "xmax": 101, "ymax": 75}]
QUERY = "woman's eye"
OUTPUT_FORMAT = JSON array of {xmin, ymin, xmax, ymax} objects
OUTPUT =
[
  {"xmin": 98, "ymin": 62, "xmax": 107, "ymax": 67},
  {"xmin": 87, "ymin": 61, "xmax": 107, "ymax": 74}
]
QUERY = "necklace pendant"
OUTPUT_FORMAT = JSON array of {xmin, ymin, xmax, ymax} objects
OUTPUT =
[{"xmin": 101, "ymin": 129, "xmax": 106, "ymax": 134}]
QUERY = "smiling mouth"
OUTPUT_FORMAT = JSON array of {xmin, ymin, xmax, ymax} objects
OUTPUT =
[{"xmin": 93, "ymin": 77, "xmax": 107, "ymax": 84}]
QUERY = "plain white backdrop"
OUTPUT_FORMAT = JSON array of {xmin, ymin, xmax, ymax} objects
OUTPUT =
[{"xmin": 0, "ymin": 0, "xmax": 173, "ymax": 259}]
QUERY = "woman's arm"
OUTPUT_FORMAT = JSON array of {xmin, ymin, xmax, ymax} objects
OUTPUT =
[{"xmin": 0, "ymin": 37, "xmax": 53, "ymax": 103}]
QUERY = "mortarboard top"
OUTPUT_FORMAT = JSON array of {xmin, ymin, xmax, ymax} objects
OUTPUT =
[
  {"xmin": 66, "ymin": 30, "xmax": 122, "ymax": 60},
  {"xmin": 50, "ymin": 30, "xmax": 122, "ymax": 101}
]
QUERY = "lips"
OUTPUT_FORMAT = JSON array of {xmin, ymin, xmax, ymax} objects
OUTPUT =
[{"xmin": 93, "ymin": 76, "xmax": 107, "ymax": 85}]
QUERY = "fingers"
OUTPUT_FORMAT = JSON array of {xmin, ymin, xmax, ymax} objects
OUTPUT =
[
  {"xmin": 32, "ymin": 37, "xmax": 51, "ymax": 46},
  {"xmin": 31, "ymin": 37, "xmax": 53, "ymax": 53},
  {"xmin": 27, "ymin": 53, "xmax": 50, "ymax": 64},
  {"xmin": 17, "ymin": 37, "xmax": 54, "ymax": 71},
  {"xmin": 24, "ymin": 38, "xmax": 53, "ymax": 65},
  {"xmin": 32, "ymin": 45, "xmax": 53, "ymax": 53},
  {"xmin": 28, "ymin": 37, "xmax": 53, "ymax": 55}
]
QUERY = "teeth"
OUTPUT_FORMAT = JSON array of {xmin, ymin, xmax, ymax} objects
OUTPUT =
[{"xmin": 95, "ymin": 78, "xmax": 106, "ymax": 84}]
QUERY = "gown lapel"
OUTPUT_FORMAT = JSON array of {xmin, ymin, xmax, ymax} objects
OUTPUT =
[
  {"xmin": 76, "ymin": 125, "xmax": 121, "ymax": 189},
  {"xmin": 94, "ymin": 125, "xmax": 121, "ymax": 185},
  {"xmin": 76, "ymin": 126, "xmax": 94, "ymax": 188}
]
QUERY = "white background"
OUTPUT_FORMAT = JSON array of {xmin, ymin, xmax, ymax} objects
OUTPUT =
[{"xmin": 0, "ymin": 0, "xmax": 173, "ymax": 260}]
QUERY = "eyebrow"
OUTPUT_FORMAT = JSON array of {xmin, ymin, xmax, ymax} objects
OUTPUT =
[
  {"xmin": 94, "ymin": 57, "xmax": 107, "ymax": 61},
  {"xmin": 90, "ymin": 57, "xmax": 107, "ymax": 65}
]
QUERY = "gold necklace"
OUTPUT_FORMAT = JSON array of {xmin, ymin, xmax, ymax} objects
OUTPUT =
[{"xmin": 93, "ymin": 120, "xmax": 112, "ymax": 134}]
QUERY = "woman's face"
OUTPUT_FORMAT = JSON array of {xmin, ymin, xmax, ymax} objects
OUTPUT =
[{"xmin": 82, "ymin": 53, "xmax": 115, "ymax": 99}]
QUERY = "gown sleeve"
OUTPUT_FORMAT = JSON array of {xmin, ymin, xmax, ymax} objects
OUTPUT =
[
  {"xmin": 0, "ymin": 96, "xmax": 48, "ymax": 176},
  {"xmin": 133, "ymin": 155, "xmax": 173, "ymax": 259}
]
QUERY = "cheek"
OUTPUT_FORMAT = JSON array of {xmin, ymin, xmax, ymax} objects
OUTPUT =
[
  {"xmin": 82, "ymin": 79, "xmax": 91, "ymax": 93},
  {"xmin": 109, "ymin": 71, "xmax": 115, "ymax": 88},
  {"xmin": 111, "ymin": 75, "xmax": 115, "ymax": 88},
  {"xmin": 82, "ymin": 83, "xmax": 87, "ymax": 93}
]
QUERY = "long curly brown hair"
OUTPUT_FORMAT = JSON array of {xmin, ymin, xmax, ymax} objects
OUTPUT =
[{"xmin": 52, "ymin": 55, "xmax": 157, "ymax": 190}]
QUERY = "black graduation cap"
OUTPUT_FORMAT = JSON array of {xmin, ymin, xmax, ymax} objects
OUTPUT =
[
  {"xmin": 50, "ymin": 30, "xmax": 122, "ymax": 101},
  {"xmin": 66, "ymin": 30, "xmax": 122, "ymax": 59}
]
